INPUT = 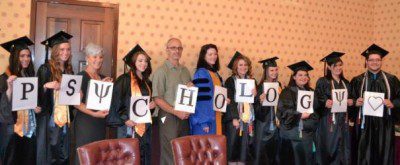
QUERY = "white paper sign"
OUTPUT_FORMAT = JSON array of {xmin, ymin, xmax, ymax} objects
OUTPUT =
[
  {"xmin": 363, "ymin": 91, "xmax": 385, "ymax": 117},
  {"xmin": 235, "ymin": 79, "xmax": 255, "ymax": 103},
  {"xmin": 12, "ymin": 77, "xmax": 38, "ymax": 111},
  {"xmin": 331, "ymin": 89, "xmax": 348, "ymax": 113},
  {"xmin": 174, "ymin": 84, "xmax": 198, "ymax": 113},
  {"xmin": 86, "ymin": 80, "xmax": 113, "ymax": 111},
  {"xmin": 58, "ymin": 74, "xmax": 82, "ymax": 105},
  {"xmin": 130, "ymin": 96, "xmax": 152, "ymax": 123},
  {"xmin": 262, "ymin": 82, "xmax": 280, "ymax": 106},
  {"xmin": 213, "ymin": 86, "xmax": 227, "ymax": 113},
  {"xmin": 296, "ymin": 90, "xmax": 314, "ymax": 113}
]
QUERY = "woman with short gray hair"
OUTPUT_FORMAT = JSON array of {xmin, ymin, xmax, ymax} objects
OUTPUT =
[{"xmin": 73, "ymin": 43, "xmax": 112, "ymax": 165}]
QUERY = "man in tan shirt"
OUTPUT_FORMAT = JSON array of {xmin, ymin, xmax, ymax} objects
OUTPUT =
[{"xmin": 152, "ymin": 38, "xmax": 191, "ymax": 165}]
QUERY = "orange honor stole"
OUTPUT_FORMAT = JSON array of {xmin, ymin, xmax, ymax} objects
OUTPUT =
[
  {"xmin": 130, "ymin": 71, "xmax": 152, "ymax": 137},
  {"xmin": 209, "ymin": 71, "xmax": 222, "ymax": 135}
]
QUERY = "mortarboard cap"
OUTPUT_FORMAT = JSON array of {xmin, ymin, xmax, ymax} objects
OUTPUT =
[
  {"xmin": 1, "ymin": 36, "xmax": 34, "ymax": 53},
  {"xmin": 287, "ymin": 61, "xmax": 314, "ymax": 72}
]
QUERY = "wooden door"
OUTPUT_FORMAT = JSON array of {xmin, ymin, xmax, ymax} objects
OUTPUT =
[{"xmin": 33, "ymin": 1, "xmax": 117, "ymax": 78}]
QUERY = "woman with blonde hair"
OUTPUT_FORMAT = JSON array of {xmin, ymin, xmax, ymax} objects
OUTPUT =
[
  {"xmin": 223, "ymin": 52, "xmax": 257, "ymax": 164},
  {"xmin": 36, "ymin": 31, "xmax": 73, "ymax": 165}
]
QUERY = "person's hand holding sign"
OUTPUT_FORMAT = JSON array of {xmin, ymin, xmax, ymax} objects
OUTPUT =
[
  {"xmin": 91, "ymin": 110, "xmax": 109, "ymax": 118},
  {"xmin": 301, "ymin": 113, "xmax": 311, "ymax": 119},
  {"xmin": 34, "ymin": 107, "xmax": 42, "ymax": 113},
  {"xmin": 347, "ymin": 99, "xmax": 354, "ymax": 106},
  {"xmin": 44, "ymin": 81, "xmax": 60, "ymax": 90},
  {"xmin": 259, "ymin": 93, "xmax": 266, "ymax": 103},
  {"xmin": 125, "ymin": 120, "xmax": 137, "ymax": 127},
  {"xmin": 384, "ymin": 99, "xmax": 394, "ymax": 109},
  {"xmin": 149, "ymin": 101, "xmax": 156, "ymax": 109},
  {"xmin": 325, "ymin": 99, "xmax": 333, "ymax": 109},
  {"xmin": 355, "ymin": 98, "xmax": 364, "ymax": 107},
  {"xmin": 174, "ymin": 110, "xmax": 190, "ymax": 120},
  {"xmin": 6, "ymin": 75, "xmax": 17, "ymax": 100},
  {"xmin": 102, "ymin": 77, "xmax": 113, "ymax": 82},
  {"xmin": 252, "ymin": 88, "xmax": 257, "ymax": 96}
]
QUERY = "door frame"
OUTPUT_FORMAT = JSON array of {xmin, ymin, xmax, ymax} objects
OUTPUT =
[{"xmin": 30, "ymin": 0, "xmax": 119, "ymax": 79}]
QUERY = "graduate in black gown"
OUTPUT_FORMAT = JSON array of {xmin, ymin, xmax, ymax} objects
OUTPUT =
[
  {"xmin": 0, "ymin": 36, "xmax": 39, "ymax": 165},
  {"xmin": 0, "ymin": 70, "xmax": 11, "ymax": 164},
  {"xmin": 253, "ymin": 57, "xmax": 281, "ymax": 165},
  {"xmin": 277, "ymin": 61, "xmax": 319, "ymax": 165},
  {"xmin": 73, "ymin": 43, "xmax": 112, "ymax": 165},
  {"xmin": 106, "ymin": 44, "xmax": 155, "ymax": 165},
  {"xmin": 350, "ymin": 44, "xmax": 400, "ymax": 165},
  {"xmin": 315, "ymin": 52, "xmax": 352, "ymax": 165},
  {"xmin": 36, "ymin": 31, "xmax": 74, "ymax": 165},
  {"xmin": 223, "ymin": 52, "xmax": 257, "ymax": 164}
]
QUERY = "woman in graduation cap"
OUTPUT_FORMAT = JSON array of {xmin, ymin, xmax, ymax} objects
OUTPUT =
[
  {"xmin": 350, "ymin": 44, "xmax": 400, "ymax": 165},
  {"xmin": 190, "ymin": 44, "xmax": 223, "ymax": 135},
  {"xmin": 223, "ymin": 52, "xmax": 257, "ymax": 164},
  {"xmin": 0, "ymin": 36, "xmax": 40, "ymax": 165},
  {"xmin": 253, "ymin": 57, "xmax": 281, "ymax": 165},
  {"xmin": 106, "ymin": 44, "xmax": 155, "ymax": 165},
  {"xmin": 36, "ymin": 31, "xmax": 74, "ymax": 165},
  {"xmin": 277, "ymin": 61, "xmax": 319, "ymax": 165},
  {"xmin": 73, "ymin": 43, "xmax": 112, "ymax": 165},
  {"xmin": 314, "ymin": 52, "xmax": 352, "ymax": 165}
]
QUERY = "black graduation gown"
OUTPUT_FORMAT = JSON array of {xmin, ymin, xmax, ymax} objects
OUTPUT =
[
  {"xmin": 277, "ymin": 86, "xmax": 319, "ymax": 165},
  {"xmin": 315, "ymin": 77, "xmax": 352, "ymax": 165},
  {"xmin": 73, "ymin": 71, "xmax": 106, "ymax": 165},
  {"xmin": 222, "ymin": 76, "xmax": 255, "ymax": 162},
  {"xmin": 350, "ymin": 71, "xmax": 400, "ymax": 165},
  {"xmin": 106, "ymin": 72, "xmax": 152, "ymax": 165},
  {"xmin": 252, "ymin": 83, "xmax": 280, "ymax": 165},
  {"xmin": 0, "ymin": 73, "xmax": 13, "ymax": 164},
  {"xmin": 37, "ymin": 63, "xmax": 73, "ymax": 165},
  {"xmin": 1, "ymin": 71, "xmax": 38, "ymax": 165}
]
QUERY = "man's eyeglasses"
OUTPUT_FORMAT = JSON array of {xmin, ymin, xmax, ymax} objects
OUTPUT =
[{"xmin": 167, "ymin": 46, "xmax": 183, "ymax": 51}]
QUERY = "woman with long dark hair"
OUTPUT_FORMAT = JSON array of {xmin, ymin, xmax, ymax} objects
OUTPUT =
[
  {"xmin": 107, "ymin": 44, "xmax": 155, "ymax": 165},
  {"xmin": 315, "ymin": 52, "xmax": 353, "ymax": 165},
  {"xmin": 190, "ymin": 44, "xmax": 223, "ymax": 135},
  {"xmin": 277, "ymin": 61, "xmax": 319, "ymax": 165},
  {"xmin": 36, "ymin": 31, "xmax": 73, "ymax": 165},
  {"xmin": 0, "ymin": 36, "xmax": 39, "ymax": 165}
]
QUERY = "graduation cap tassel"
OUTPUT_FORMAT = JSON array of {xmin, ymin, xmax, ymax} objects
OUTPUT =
[
  {"xmin": 45, "ymin": 46, "xmax": 49, "ymax": 63},
  {"xmin": 324, "ymin": 61, "xmax": 327, "ymax": 76}
]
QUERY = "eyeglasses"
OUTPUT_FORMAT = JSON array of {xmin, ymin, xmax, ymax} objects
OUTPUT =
[
  {"xmin": 167, "ymin": 46, "xmax": 183, "ymax": 51},
  {"xmin": 367, "ymin": 59, "xmax": 382, "ymax": 62}
]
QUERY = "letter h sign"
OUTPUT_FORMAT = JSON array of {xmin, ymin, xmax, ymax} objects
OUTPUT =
[{"xmin": 174, "ymin": 84, "xmax": 199, "ymax": 113}]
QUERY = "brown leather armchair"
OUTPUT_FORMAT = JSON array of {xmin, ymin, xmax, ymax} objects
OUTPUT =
[
  {"xmin": 171, "ymin": 135, "xmax": 227, "ymax": 165},
  {"xmin": 77, "ymin": 138, "xmax": 140, "ymax": 165}
]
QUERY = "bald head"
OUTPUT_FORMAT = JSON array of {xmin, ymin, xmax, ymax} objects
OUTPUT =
[
  {"xmin": 166, "ymin": 38, "xmax": 182, "ymax": 48},
  {"xmin": 165, "ymin": 38, "xmax": 183, "ymax": 62}
]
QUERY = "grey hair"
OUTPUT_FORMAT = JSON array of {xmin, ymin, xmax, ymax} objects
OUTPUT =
[
  {"xmin": 165, "ymin": 38, "xmax": 181, "ymax": 48},
  {"xmin": 84, "ymin": 43, "xmax": 103, "ymax": 56}
]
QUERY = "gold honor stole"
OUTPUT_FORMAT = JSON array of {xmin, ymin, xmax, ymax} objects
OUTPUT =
[
  {"xmin": 275, "ymin": 86, "xmax": 282, "ymax": 127},
  {"xmin": 209, "ymin": 71, "xmax": 222, "ymax": 135},
  {"xmin": 53, "ymin": 90, "xmax": 70, "ymax": 127},
  {"xmin": 7, "ymin": 69, "xmax": 32, "ymax": 137},
  {"xmin": 130, "ymin": 72, "xmax": 152, "ymax": 137},
  {"xmin": 14, "ymin": 110, "xmax": 30, "ymax": 137}
]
